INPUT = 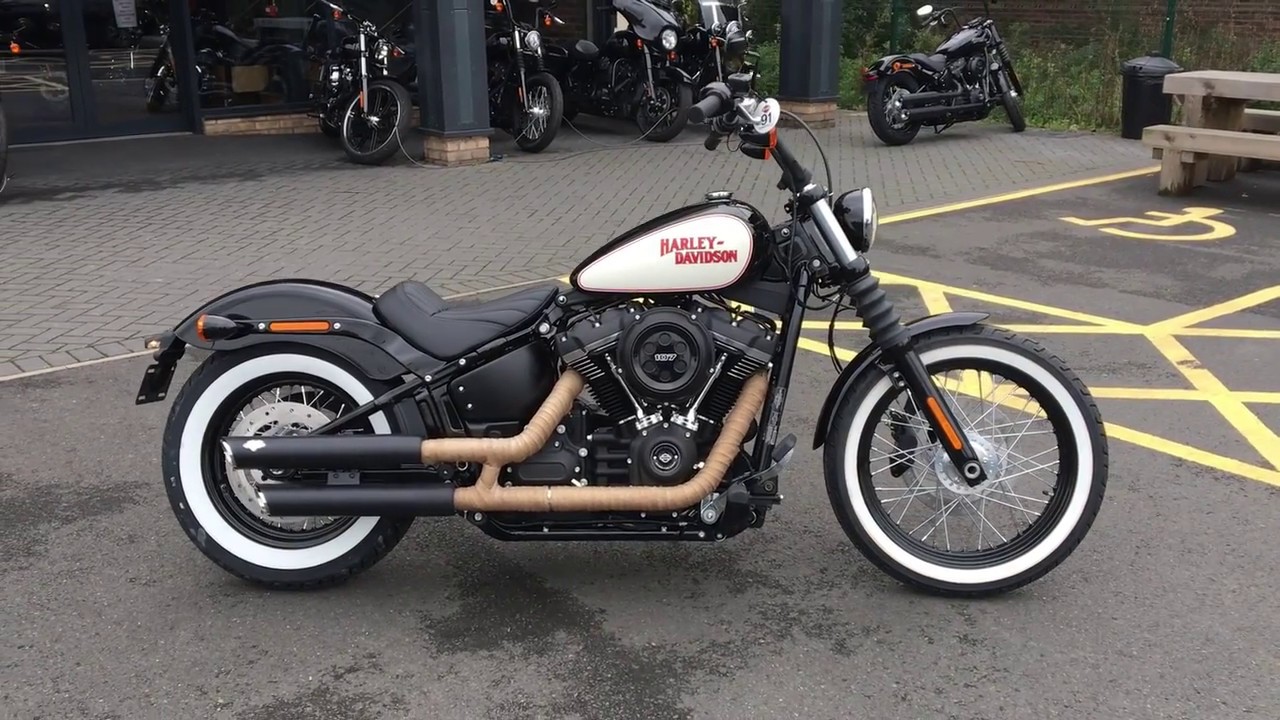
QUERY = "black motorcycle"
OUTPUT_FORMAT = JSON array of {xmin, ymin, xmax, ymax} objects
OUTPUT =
[
  {"xmin": 484, "ymin": 0, "xmax": 564, "ymax": 153},
  {"xmin": 546, "ymin": 0, "xmax": 694, "ymax": 142},
  {"xmin": 679, "ymin": 1, "xmax": 757, "ymax": 92},
  {"xmin": 136, "ymin": 70, "xmax": 1108, "ymax": 599},
  {"xmin": 305, "ymin": 0, "xmax": 415, "ymax": 165},
  {"xmin": 146, "ymin": 11, "xmax": 305, "ymax": 114},
  {"xmin": 862, "ymin": 1, "xmax": 1025, "ymax": 146}
]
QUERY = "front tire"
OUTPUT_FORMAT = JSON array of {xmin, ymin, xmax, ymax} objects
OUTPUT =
[
  {"xmin": 824, "ymin": 325, "xmax": 1108, "ymax": 597},
  {"xmin": 161, "ymin": 344, "xmax": 414, "ymax": 589},
  {"xmin": 514, "ymin": 72, "xmax": 564, "ymax": 153},
  {"xmin": 1001, "ymin": 70, "xmax": 1027, "ymax": 133},
  {"xmin": 867, "ymin": 72, "xmax": 922, "ymax": 146},
  {"xmin": 637, "ymin": 81, "xmax": 692, "ymax": 143},
  {"xmin": 340, "ymin": 79, "xmax": 411, "ymax": 165}
]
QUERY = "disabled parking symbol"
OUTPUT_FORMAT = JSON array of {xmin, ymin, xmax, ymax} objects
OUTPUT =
[{"xmin": 1060, "ymin": 207, "xmax": 1236, "ymax": 241}]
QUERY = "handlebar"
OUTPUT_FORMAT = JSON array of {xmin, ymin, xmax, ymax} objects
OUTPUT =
[
  {"xmin": 688, "ymin": 84, "xmax": 730, "ymax": 125},
  {"xmin": 691, "ymin": 79, "xmax": 814, "ymax": 196}
]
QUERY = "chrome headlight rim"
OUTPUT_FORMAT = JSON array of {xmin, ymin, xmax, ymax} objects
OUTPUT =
[
  {"xmin": 524, "ymin": 29, "xmax": 542, "ymax": 53},
  {"xmin": 373, "ymin": 40, "xmax": 390, "ymax": 64},
  {"xmin": 861, "ymin": 187, "xmax": 879, "ymax": 252},
  {"xmin": 660, "ymin": 28, "xmax": 679, "ymax": 51}
]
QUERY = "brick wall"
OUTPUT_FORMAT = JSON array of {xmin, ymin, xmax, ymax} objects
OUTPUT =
[
  {"xmin": 203, "ymin": 113, "xmax": 319, "ymax": 136},
  {"xmin": 985, "ymin": 0, "xmax": 1280, "ymax": 41}
]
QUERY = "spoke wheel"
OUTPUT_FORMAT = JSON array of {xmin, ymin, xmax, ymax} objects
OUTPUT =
[
  {"xmin": 203, "ymin": 377, "xmax": 368, "ymax": 548},
  {"xmin": 340, "ymin": 79, "xmax": 411, "ymax": 165},
  {"xmin": 514, "ymin": 72, "xmax": 563, "ymax": 153},
  {"xmin": 825, "ymin": 325, "xmax": 1108, "ymax": 596}
]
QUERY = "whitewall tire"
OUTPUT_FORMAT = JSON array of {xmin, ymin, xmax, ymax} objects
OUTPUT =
[
  {"xmin": 823, "ymin": 325, "xmax": 1108, "ymax": 597},
  {"xmin": 161, "ymin": 345, "xmax": 414, "ymax": 589}
]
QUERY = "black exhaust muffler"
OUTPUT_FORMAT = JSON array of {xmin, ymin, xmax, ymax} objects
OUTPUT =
[
  {"xmin": 904, "ymin": 102, "xmax": 987, "ymax": 122},
  {"xmin": 222, "ymin": 435, "xmax": 424, "ymax": 470},
  {"xmin": 900, "ymin": 90, "xmax": 967, "ymax": 108},
  {"xmin": 257, "ymin": 484, "xmax": 456, "ymax": 517}
]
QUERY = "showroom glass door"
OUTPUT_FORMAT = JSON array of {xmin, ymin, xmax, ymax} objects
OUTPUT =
[{"xmin": 1, "ymin": 0, "xmax": 194, "ymax": 143}]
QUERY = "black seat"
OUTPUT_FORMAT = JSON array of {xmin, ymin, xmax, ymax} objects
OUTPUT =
[
  {"xmin": 909, "ymin": 52, "xmax": 948, "ymax": 73},
  {"xmin": 374, "ymin": 281, "xmax": 558, "ymax": 361},
  {"xmin": 570, "ymin": 39, "xmax": 600, "ymax": 61}
]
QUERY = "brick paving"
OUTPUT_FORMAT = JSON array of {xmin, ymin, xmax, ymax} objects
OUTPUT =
[{"xmin": 0, "ymin": 112, "xmax": 1150, "ymax": 375}]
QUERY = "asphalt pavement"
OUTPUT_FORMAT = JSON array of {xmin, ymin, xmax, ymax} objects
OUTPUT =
[{"xmin": 3, "ymin": 167, "xmax": 1279, "ymax": 719}]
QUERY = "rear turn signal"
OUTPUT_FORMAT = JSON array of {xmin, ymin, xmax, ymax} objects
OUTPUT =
[
  {"xmin": 194, "ymin": 314, "xmax": 240, "ymax": 342},
  {"xmin": 267, "ymin": 321, "xmax": 331, "ymax": 333}
]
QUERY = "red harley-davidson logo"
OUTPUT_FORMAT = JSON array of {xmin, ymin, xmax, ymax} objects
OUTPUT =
[{"xmin": 658, "ymin": 236, "xmax": 740, "ymax": 265}]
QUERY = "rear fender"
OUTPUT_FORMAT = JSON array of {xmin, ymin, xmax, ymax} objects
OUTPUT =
[
  {"xmin": 811, "ymin": 312, "xmax": 989, "ymax": 449},
  {"xmin": 862, "ymin": 54, "xmax": 926, "ymax": 85},
  {"xmin": 136, "ymin": 280, "xmax": 439, "ymax": 404}
]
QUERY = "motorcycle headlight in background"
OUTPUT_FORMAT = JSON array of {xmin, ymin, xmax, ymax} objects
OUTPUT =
[
  {"xmin": 374, "ymin": 40, "xmax": 390, "ymax": 64},
  {"xmin": 524, "ymin": 29, "xmax": 542, "ymax": 53},
  {"xmin": 660, "ymin": 28, "xmax": 678, "ymax": 51},
  {"xmin": 834, "ymin": 188, "xmax": 879, "ymax": 253}
]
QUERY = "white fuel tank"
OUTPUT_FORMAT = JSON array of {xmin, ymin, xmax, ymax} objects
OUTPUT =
[{"xmin": 572, "ymin": 207, "xmax": 757, "ymax": 294}]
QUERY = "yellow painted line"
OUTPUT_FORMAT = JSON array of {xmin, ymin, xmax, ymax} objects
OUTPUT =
[
  {"xmin": 1147, "ymin": 333, "xmax": 1280, "ymax": 470},
  {"xmin": 1105, "ymin": 424, "xmax": 1280, "ymax": 488},
  {"xmin": 1088, "ymin": 387, "xmax": 1280, "ymax": 404},
  {"xmin": 920, "ymin": 286, "xmax": 953, "ymax": 314},
  {"xmin": 1176, "ymin": 327, "xmax": 1280, "ymax": 340},
  {"xmin": 879, "ymin": 166, "xmax": 1160, "ymax": 225},
  {"xmin": 875, "ymin": 271, "xmax": 1140, "ymax": 329},
  {"xmin": 1148, "ymin": 286, "xmax": 1280, "ymax": 333}
]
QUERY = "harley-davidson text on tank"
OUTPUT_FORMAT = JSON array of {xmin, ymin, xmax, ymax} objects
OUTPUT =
[{"xmin": 575, "ymin": 213, "xmax": 754, "ymax": 293}]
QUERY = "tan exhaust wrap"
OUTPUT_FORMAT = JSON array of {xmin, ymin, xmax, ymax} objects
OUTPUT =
[
  {"xmin": 420, "ymin": 370, "xmax": 586, "ymax": 465},
  {"xmin": 454, "ymin": 372, "xmax": 769, "ymax": 513}
]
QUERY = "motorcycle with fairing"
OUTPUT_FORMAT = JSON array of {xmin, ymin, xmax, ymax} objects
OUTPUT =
[
  {"xmin": 862, "ymin": 0, "xmax": 1025, "ymax": 146},
  {"xmin": 679, "ymin": 0, "xmax": 757, "ymax": 92},
  {"xmin": 545, "ymin": 0, "xmax": 694, "ymax": 142},
  {"xmin": 136, "ymin": 71, "xmax": 1107, "ymax": 598},
  {"xmin": 484, "ymin": 0, "xmax": 564, "ymax": 153}
]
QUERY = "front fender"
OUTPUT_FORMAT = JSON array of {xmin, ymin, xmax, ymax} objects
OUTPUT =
[
  {"xmin": 147, "ymin": 280, "xmax": 429, "ymax": 384},
  {"xmin": 658, "ymin": 64, "xmax": 694, "ymax": 85},
  {"xmin": 811, "ymin": 312, "xmax": 989, "ymax": 449}
]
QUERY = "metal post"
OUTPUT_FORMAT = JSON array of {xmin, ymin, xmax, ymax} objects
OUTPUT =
[
  {"xmin": 890, "ymin": 0, "xmax": 901, "ymax": 54},
  {"xmin": 778, "ymin": 0, "xmax": 843, "ymax": 127},
  {"xmin": 416, "ymin": 0, "xmax": 491, "ymax": 164},
  {"xmin": 1161, "ymin": 0, "xmax": 1178, "ymax": 58}
]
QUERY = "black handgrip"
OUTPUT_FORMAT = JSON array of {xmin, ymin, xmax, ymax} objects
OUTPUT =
[{"xmin": 689, "ymin": 82, "xmax": 731, "ymax": 124}]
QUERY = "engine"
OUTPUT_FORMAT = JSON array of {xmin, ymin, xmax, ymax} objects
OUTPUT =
[{"xmin": 508, "ymin": 300, "xmax": 777, "ymax": 489}]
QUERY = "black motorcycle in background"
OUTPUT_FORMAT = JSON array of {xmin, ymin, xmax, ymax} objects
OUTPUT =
[
  {"xmin": 862, "ymin": 1, "xmax": 1024, "ymax": 146},
  {"xmin": 146, "ymin": 10, "xmax": 304, "ymax": 114},
  {"xmin": 308, "ymin": 0, "xmax": 416, "ymax": 165},
  {"xmin": 546, "ymin": 0, "xmax": 693, "ymax": 143},
  {"xmin": 679, "ymin": 1, "xmax": 757, "ymax": 92},
  {"xmin": 484, "ymin": 0, "xmax": 564, "ymax": 153}
]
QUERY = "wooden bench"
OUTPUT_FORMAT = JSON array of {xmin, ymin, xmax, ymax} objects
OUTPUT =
[
  {"xmin": 1143, "ymin": 124, "xmax": 1280, "ymax": 195},
  {"xmin": 1240, "ymin": 109, "xmax": 1280, "ymax": 172}
]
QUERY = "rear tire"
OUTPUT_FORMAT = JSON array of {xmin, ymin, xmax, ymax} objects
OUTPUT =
[
  {"xmin": 161, "ymin": 344, "xmax": 414, "ymax": 589},
  {"xmin": 867, "ymin": 72, "xmax": 922, "ymax": 146},
  {"xmin": 340, "ymin": 79, "xmax": 412, "ymax": 165}
]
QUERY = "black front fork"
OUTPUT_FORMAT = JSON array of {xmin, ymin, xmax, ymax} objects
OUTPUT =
[{"xmin": 843, "ymin": 258, "xmax": 989, "ymax": 486}]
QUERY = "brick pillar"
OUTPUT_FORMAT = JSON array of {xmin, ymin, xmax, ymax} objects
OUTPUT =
[
  {"xmin": 416, "ymin": 0, "xmax": 491, "ymax": 166},
  {"xmin": 778, "ymin": 0, "xmax": 843, "ymax": 129}
]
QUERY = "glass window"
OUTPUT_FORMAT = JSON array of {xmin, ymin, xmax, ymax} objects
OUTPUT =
[
  {"xmin": 1, "ymin": 0, "xmax": 76, "ymax": 129},
  {"xmin": 187, "ymin": 0, "xmax": 411, "ymax": 110}
]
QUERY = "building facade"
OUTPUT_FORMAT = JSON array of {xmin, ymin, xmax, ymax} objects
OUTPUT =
[{"xmin": 0, "ymin": 0, "xmax": 597, "ymax": 144}]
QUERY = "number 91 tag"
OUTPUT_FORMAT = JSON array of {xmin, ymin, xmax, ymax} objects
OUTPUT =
[{"xmin": 752, "ymin": 98, "xmax": 781, "ymax": 135}]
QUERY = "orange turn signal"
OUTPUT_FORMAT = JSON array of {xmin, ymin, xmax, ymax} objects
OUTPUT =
[
  {"xmin": 267, "ymin": 321, "xmax": 331, "ymax": 333},
  {"xmin": 195, "ymin": 314, "xmax": 208, "ymax": 342},
  {"xmin": 9, "ymin": 41, "xmax": 19, "ymax": 54}
]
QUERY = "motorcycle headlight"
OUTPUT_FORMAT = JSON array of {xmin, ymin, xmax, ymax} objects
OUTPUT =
[
  {"xmin": 524, "ymin": 30, "xmax": 542, "ymax": 53},
  {"xmin": 660, "ymin": 28, "xmax": 678, "ymax": 51},
  {"xmin": 834, "ymin": 188, "xmax": 878, "ymax": 253},
  {"xmin": 374, "ymin": 40, "xmax": 390, "ymax": 63}
]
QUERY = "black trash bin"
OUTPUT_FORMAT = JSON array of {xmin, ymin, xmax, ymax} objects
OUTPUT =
[{"xmin": 1120, "ymin": 54, "xmax": 1183, "ymax": 140}]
